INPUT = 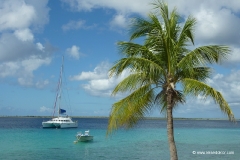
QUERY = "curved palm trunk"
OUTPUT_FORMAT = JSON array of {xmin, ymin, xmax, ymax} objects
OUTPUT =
[{"xmin": 167, "ymin": 91, "xmax": 178, "ymax": 160}]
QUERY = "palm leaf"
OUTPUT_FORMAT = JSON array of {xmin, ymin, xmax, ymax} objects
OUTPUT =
[
  {"xmin": 111, "ymin": 73, "xmax": 148, "ymax": 95},
  {"xmin": 109, "ymin": 57, "xmax": 165, "ymax": 80},
  {"xmin": 107, "ymin": 84, "xmax": 154, "ymax": 135},
  {"xmin": 182, "ymin": 78, "xmax": 235, "ymax": 121},
  {"xmin": 178, "ymin": 45, "xmax": 231, "ymax": 68}
]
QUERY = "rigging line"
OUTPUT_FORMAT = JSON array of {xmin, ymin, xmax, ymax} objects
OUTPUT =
[
  {"xmin": 52, "ymin": 56, "xmax": 64, "ymax": 118},
  {"xmin": 63, "ymin": 74, "xmax": 72, "ymax": 115},
  {"xmin": 52, "ymin": 69, "xmax": 61, "ymax": 117},
  {"xmin": 62, "ymin": 59, "xmax": 73, "ymax": 116}
]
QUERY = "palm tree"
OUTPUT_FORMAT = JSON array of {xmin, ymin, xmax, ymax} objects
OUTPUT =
[{"xmin": 107, "ymin": 1, "xmax": 235, "ymax": 160}]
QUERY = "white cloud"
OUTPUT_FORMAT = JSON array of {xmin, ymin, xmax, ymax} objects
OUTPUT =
[
  {"xmin": 61, "ymin": 0, "xmax": 151, "ymax": 14},
  {"xmin": 18, "ymin": 56, "xmax": 51, "ymax": 87},
  {"xmin": 66, "ymin": 45, "xmax": 81, "ymax": 60},
  {"xmin": 71, "ymin": 61, "xmax": 130, "ymax": 96},
  {"xmin": 82, "ymin": 80, "xmax": 113, "ymax": 96},
  {"xmin": 27, "ymin": 0, "xmax": 50, "ymax": 29},
  {"xmin": 0, "ymin": 0, "xmax": 36, "ymax": 31},
  {"xmin": 193, "ymin": 7, "xmax": 240, "ymax": 45},
  {"xmin": 21, "ymin": 56, "xmax": 51, "ymax": 72},
  {"xmin": 62, "ymin": 19, "xmax": 97, "ymax": 31},
  {"xmin": 18, "ymin": 77, "xmax": 33, "ymax": 86},
  {"xmin": 0, "ymin": 0, "xmax": 52, "ymax": 88},
  {"xmin": 62, "ymin": 20, "xmax": 86, "ymax": 31},
  {"xmin": 0, "ymin": 33, "xmax": 33, "ymax": 62},
  {"xmin": 70, "ymin": 61, "xmax": 110, "ymax": 80},
  {"xmin": 0, "ymin": 0, "xmax": 50, "ymax": 60},
  {"xmin": 0, "ymin": 61, "xmax": 20, "ymax": 78},
  {"xmin": 223, "ymin": 47, "xmax": 240, "ymax": 66},
  {"xmin": 40, "ymin": 106, "xmax": 52, "ymax": 113},
  {"xmin": 61, "ymin": 0, "xmax": 152, "ymax": 29},
  {"xmin": 0, "ymin": 55, "xmax": 51, "ymax": 87},
  {"xmin": 0, "ymin": 0, "xmax": 49, "ymax": 31},
  {"xmin": 36, "ymin": 42, "xmax": 45, "ymax": 51},
  {"xmin": 14, "ymin": 28, "xmax": 34, "ymax": 41},
  {"xmin": 36, "ymin": 80, "xmax": 49, "ymax": 89},
  {"xmin": 110, "ymin": 14, "xmax": 128, "ymax": 29}
]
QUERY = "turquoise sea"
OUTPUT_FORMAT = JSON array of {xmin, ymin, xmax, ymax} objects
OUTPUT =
[{"xmin": 0, "ymin": 117, "xmax": 239, "ymax": 160}]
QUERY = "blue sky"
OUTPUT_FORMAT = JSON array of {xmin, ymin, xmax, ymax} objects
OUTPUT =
[{"xmin": 0, "ymin": 0, "xmax": 240, "ymax": 119}]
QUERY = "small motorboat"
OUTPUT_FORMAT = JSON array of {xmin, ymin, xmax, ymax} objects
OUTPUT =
[{"xmin": 74, "ymin": 130, "xmax": 93, "ymax": 143}]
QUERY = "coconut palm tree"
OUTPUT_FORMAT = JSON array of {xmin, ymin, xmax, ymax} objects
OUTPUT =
[{"xmin": 107, "ymin": 1, "xmax": 235, "ymax": 160}]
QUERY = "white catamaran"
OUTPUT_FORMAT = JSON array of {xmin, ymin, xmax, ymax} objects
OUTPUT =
[{"xmin": 42, "ymin": 56, "xmax": 78, "ymax": 128}]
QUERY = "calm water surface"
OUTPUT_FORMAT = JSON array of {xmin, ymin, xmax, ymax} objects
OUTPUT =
[{"xmin": 0, "ymin": 117, "xmax": 239, "ymax": 160}]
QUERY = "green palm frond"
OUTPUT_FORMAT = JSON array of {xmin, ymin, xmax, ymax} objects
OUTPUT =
[
  {"xmin": 178, "ymin": 45, "xmax": 231, "ymax": 68},
  {"xmin": 129, "ymin": 17, "xmax": 156, "ymax": 40},
  {"xmin": 111, "ymin": 73, "xmax": 148, "ymax": 95},
  {"xmin": 109, "ymin": 57, "xmax": 165, "ymax": 80},
  {"xmin": 182, "ymin": 78, "xmax": 235, "ymax": 121},
  {"xmin": 177, "ymin": 16, "xmax": 196, "ymax": 46},
  {"xmin": 107, "ymin": 84, "xmax": 154, "ymax": 135},
  {"xmin": 176, "ymin": 66, "xmax": 212, "ymax": 82},
  {"xmin": 117, "ymin": 41, "xmax": 162, "ymax": 64}
]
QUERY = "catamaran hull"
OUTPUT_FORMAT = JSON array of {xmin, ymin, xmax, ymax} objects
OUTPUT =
[
  {"xmin": 42, "ymin": 117, "xmax": 78, "ymax": 128},
  {"xmin": 56, "ymin": 122, "xmax": 78, "ymax": 128},
  {"xmin": 42, "ymin": 122, "xmax": 55, "ymax": 128},
  {"xmin": 42, "ymin": 122, "xmax": 78, "ymax": 128}
]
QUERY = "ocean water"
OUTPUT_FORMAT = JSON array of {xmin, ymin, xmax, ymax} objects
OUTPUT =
[{"xmin": 0, "ymin": 117, "xmax": 239, "ymax": 160}]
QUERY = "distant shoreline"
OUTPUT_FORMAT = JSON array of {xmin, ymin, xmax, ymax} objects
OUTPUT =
[{"xmin": 0, "ymin": 115, "xmax": 237, "ymax": 121}]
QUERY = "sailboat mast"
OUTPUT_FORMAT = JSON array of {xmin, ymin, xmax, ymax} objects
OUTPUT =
[{"xmin": 58, "ymin": 56, "xmax": 64, "ymax": 117}]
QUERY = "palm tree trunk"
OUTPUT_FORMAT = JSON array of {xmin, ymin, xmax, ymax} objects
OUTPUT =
[{"xmin": 167, "ymin": 92, "xmax": 178, "ymax": 160}]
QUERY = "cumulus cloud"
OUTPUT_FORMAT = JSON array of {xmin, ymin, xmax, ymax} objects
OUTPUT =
[
  {"xmin": 193, "ymin": 7, "xmax": 240, "ymax": 45},
  {"xmin": 0, "ymin": 32, "xmax": 53, "ymax": 87},
  {"xmin": 0, "ymin": 0, "xmax": 49, "ymax": 31},
  {"xmin": 14, "ymin": 28, "xmax": 34, "ymax": 41},
  {"xmin": 70, "ymin": 61, "xmax": 130, "ymax": 97},
  {"xmin": 66, "ymin": 45, "xmax": 82, "ymax": 60},
  {"xmin": 70, "ymin": 61, "xmax": 110, "ymax": 80},
  {"xmin": 0, "ymin": 0, "xmax": 52, "ymax": 88},
  {"xmin": 0, "ymin": 34, "xmax": 52, "ymax": 86},
  {"xmin": 222, "ymin": 47, "xmax": 240, "ymax": 66},
  {"xmin": 81, "ymin": 73, "xmax": 129, "ymax": 97},
  {"xmin": 0, "ymin": 55, "xmax": 51, "ymax": 87},
  {"xmin": 36, "ymin": 42, "xmax": 45, "ymax": 51},
  {"xmin": 110, "ymin": 14, "xmax": 129, "ymax": 30},
  {"xmin": 0, "ymin": 0, "xmax": 36, "ymax": 31}
]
